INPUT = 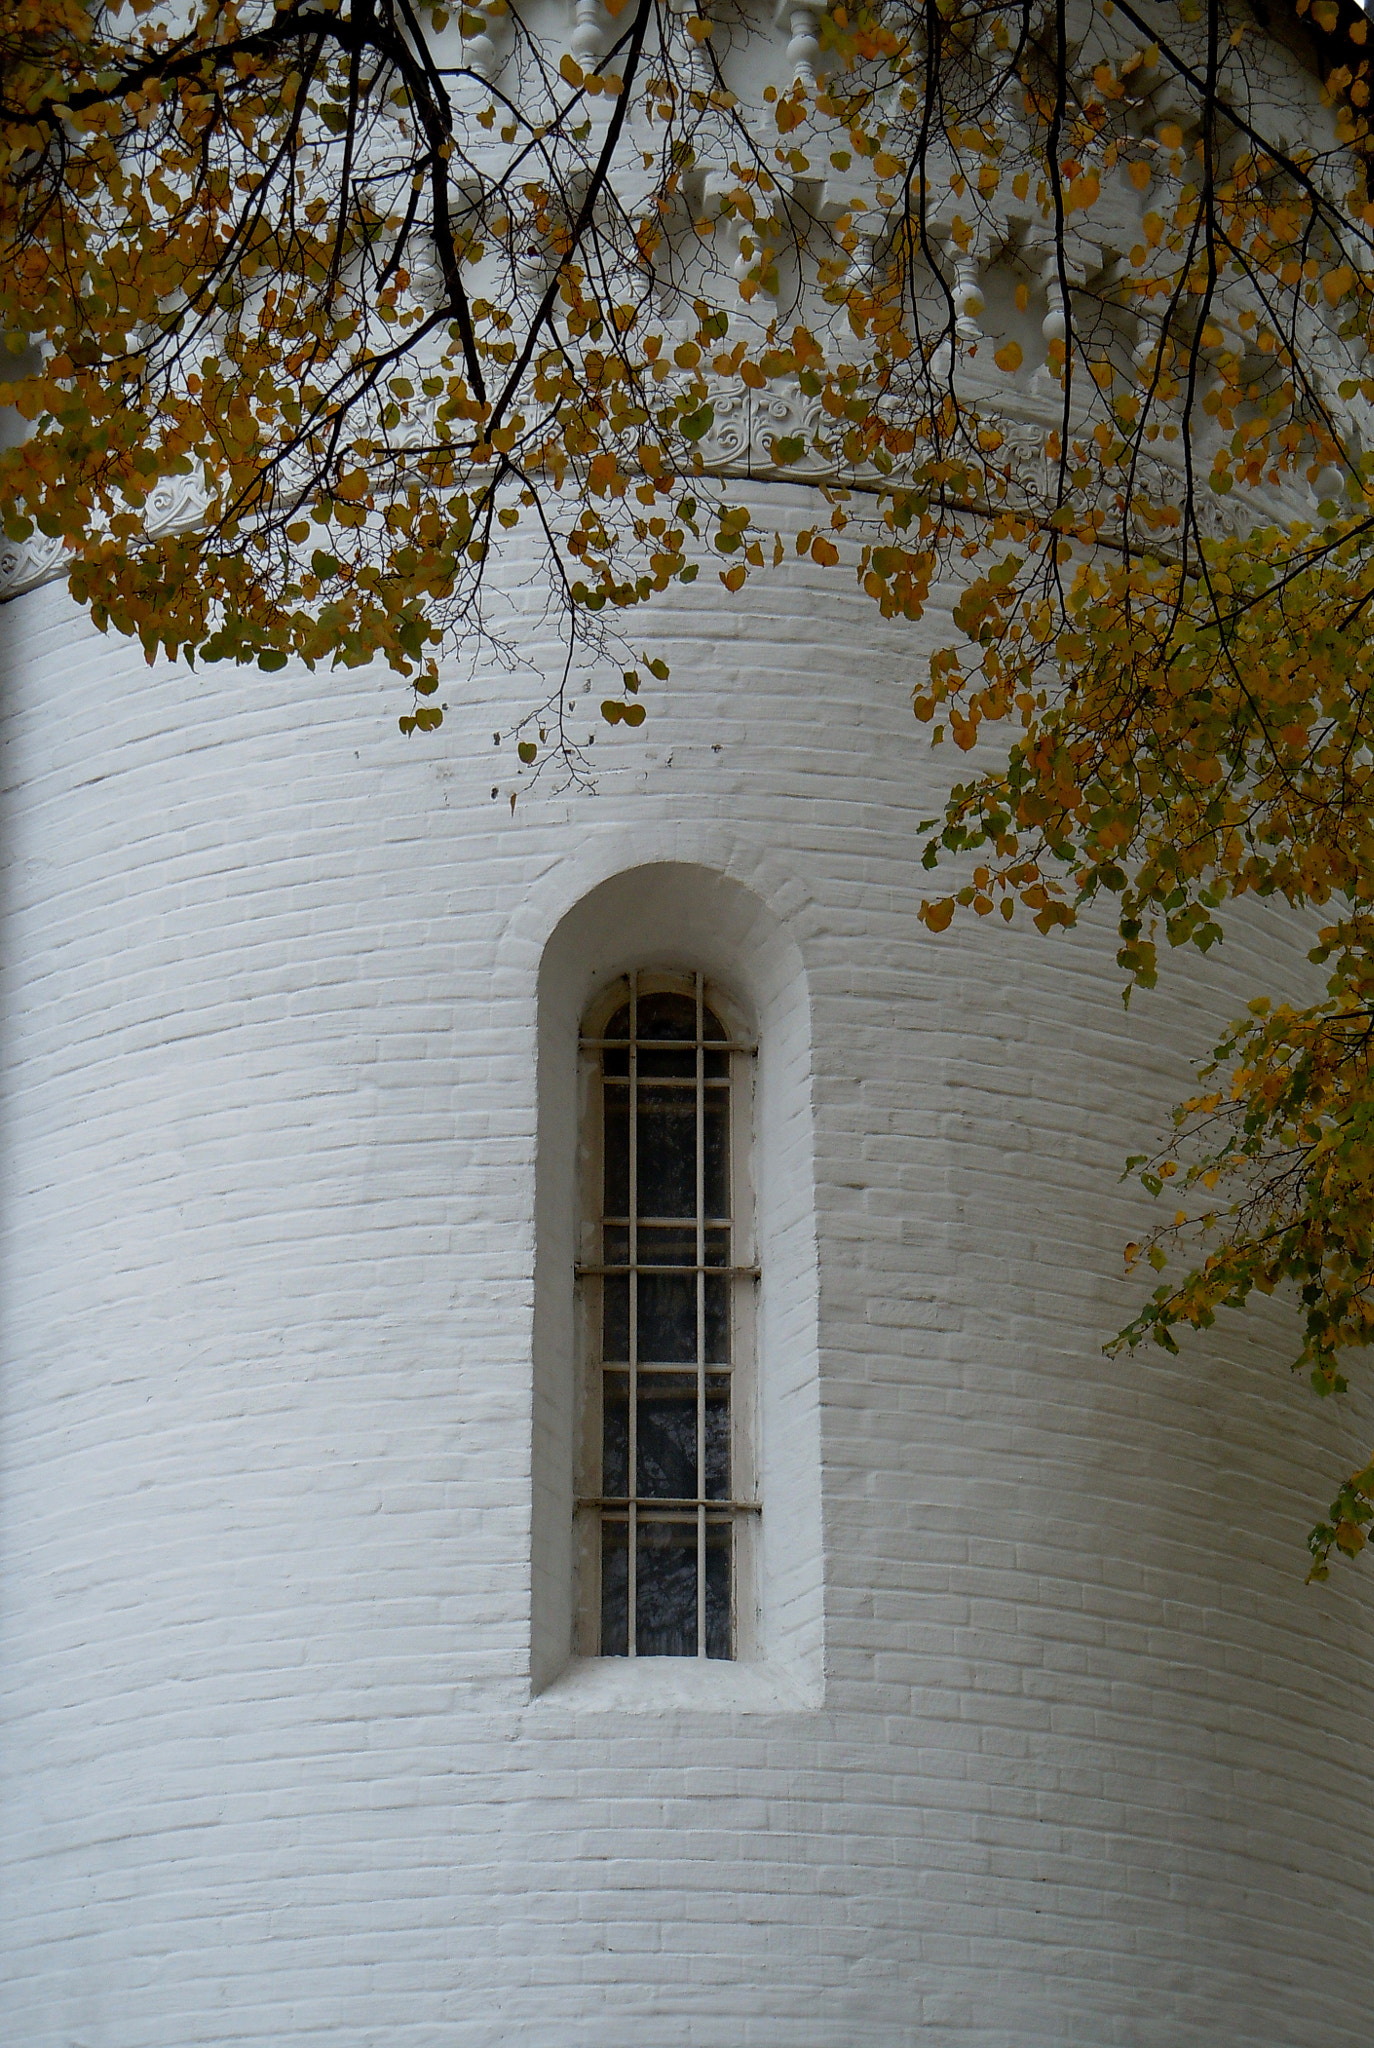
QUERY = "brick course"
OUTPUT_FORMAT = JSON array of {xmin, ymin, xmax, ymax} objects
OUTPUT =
[{"xmin": 3, "ymin": 511, "xmax": 1372, "ymax": 2045}]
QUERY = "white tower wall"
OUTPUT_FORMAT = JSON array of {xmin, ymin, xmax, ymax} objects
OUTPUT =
[{"xmin": 3, "ymin": 502, "xmax": 1373, "ymax": 2046}]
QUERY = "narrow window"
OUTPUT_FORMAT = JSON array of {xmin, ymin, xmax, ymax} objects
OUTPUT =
[{"xmin": 577, "ymin": 972, "xmax": 757, "ymax": 1659}]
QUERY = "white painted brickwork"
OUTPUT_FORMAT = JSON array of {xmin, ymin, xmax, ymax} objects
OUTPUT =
[{"xmin": 3, "ymin": 496, "xmax": 1373, "ymax": 2045}]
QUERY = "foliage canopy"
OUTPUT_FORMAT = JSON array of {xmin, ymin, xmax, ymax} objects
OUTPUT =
[{"xmin": 6, "ymin": 0, "xmax": 1374, "ymax": 1573}]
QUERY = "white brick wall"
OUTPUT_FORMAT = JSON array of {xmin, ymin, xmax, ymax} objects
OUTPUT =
[{"xmin": 3, "ymin": 503, "xmax": 1372, "ymax": 2045}]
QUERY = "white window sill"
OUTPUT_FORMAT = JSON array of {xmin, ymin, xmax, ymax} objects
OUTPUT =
[{"xmin": 528, "ymin": 1655, "xmax": 821, "ymax": 1715}]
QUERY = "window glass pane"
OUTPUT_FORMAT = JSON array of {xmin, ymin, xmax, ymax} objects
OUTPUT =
[
  {"xmin": 603, "ymin": 1083, "xmax": 629, "ymax": 1215},
  {"xmin": 637, "ymin": 1222, "xmax": 695, "ymax": 1268},
  {"xmin": 704, "ymin": 1274, "xmax": 729, "ymax": 1364},
  {"xmin": 705, "ymin": 1521, "xmax": 731, "ymax": 1660},
  {"xmin": 636, "ymin": 1372, "xmax": 697, "ymax": 1500},
  {"xmin": 703, "ymin": 1002, "xmax": 728, "ymax": 1080},
  {"xmin": 638, "ymin": 1271, "xmax": 696, "ymax": 1363},
  {"xmin": 602, "ymin": 1370, "xmax": 629, "ymax": 1498},
  {"xmin": 636, "ymin": 1519, "xmax": 697, "ymax": 1656},
  {"xmin": 638, "ymin": 1046, "xmax": 695, "ymax": 1080},
  {"xmin": 588, "ymin": 978, "xmax": 744, "ymax": 1664},
  {"xmin": 704, "ymin": 1375, "xmax": 730, "ymax": 1500},
  {"xmin": 704, "ymin": 1095, "xmax": 729, "ymax": 1217},
  {"xmin": 636, "ymin": 1085, "xmax": 696, "ymax": 1216},
  {"xmin": 601, "ymin": 1521, "xmax": 628, "ymax": 1657},
  {"xmin": 602, "ymin": 1274, "xmax": 629, "ymax": 1363},
  {"xmin": 636, "ymin": 993, "xmax": 697, "ymax": 1039}
]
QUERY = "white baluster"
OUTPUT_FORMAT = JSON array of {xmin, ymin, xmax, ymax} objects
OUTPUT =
[
  {"xmin": 1132, "ymin": 320, "xmax": 1160, "ymax": 382},
  {"xmin": 954, "ymin": 254, "xmax": 984, "ymax": 341},
  {"xmin": 571, "ymin": 0, "xmax": 605, "ymax": 71},
  {"xmin": 461, "ymin": 1, "xmax": 499, "ymax": 84},
  {"xmin": 845, "ymin": 226, "xmax": 878, "ymax": 292},
  {"xmin": 1041, "ymin": 257, "xmax": 1068, "ymax": 347},
  {"xmin": 784, "ymin": 0, "xmax": 824, "ymax": 90},
  {"xmin": 669, "ymin": 0, "xmax": 714, "ymax": 100}
]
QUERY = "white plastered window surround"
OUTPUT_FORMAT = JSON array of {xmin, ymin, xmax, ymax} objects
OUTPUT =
[{"xmin": 529, "ymin": 863, "xmax": 823, "ymax": 1712}]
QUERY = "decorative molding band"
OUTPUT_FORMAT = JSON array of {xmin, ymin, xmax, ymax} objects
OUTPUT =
[
  {"xmin": 1, "ymin": 388, "xmax": 1305, "ymax": 605},
  {"xmin": 0, "ymin": 473, "xmax": 206, "ymax": 605},
  {"xmin": 0, "ymin": 528, "xmax": 66, "ymax": 601}
]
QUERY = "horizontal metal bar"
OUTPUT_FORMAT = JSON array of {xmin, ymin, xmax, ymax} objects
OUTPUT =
[
  {"xmin": 580, "ymin": 1037, "xmax": 757, "ymax": 1053},
  {"xmin": 577, "ymin": 1497, "xmax": 761, "ymax": 1514},
  {"xmin": 577, "ymin": 1262, "xmax": 759, "ymax": 1278},
  {"xmin": 600, "ymin": 1216, "xmax": 732, "ymax": 1228},
  {"xmin": 600, "ymin": 1076, "xmax": 729, "ymax": 1089},
  {"xmin": 599, "ymin": 1361, "xmax": 735, "ymax": 1376}
]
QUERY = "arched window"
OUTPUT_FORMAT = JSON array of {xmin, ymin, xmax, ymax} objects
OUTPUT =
[{"xmin": 576, "ymin": 972, "xmax": 757, "ymax": 1660}]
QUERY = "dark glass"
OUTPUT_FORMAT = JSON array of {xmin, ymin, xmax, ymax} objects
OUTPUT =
[
  {"xmin": 637, "ymin": 1270, "xmax": 696, "ymax": 1363},
  {"xmin": 636, "ymin": 1085, "xmax": 696, "ymax": 1216},
  {"xmin": 637, "ymin": 1223, "xmax": 695, "ymax": 1268},
  {"xmin": 636, "ymin": 1372, "xmax": 697, "ymax": 1500},
  {"xmin": 704, "ymin": 1520, "xmax": 731, "ymax": 1659},
  {"xmin": 602, "ymin": 994, "xmax": 729, "ymax": 1077},
  {"xmin": 704, "ymin": 1094, "xmax": 729, "ymax": 1217},
  {"xmin": 603, "ymin": 1082, "xmax": 629, "ymax": 1215},
  {"xmin": 601, "ymin": 993, "xmax": 630, "ymax": 1077},
  {"xmin": 595, "ymin": 984, "xmax": 738, "ymax": 1661},
  {"xmin": 639, "ymin": 1046, "xmax": 696, "ymax": 1079},
  {"xmin": 602, "ymin": 1274, "xmax": 629, "ymax": 1363},
  {"xmin": 704, "ymin": 1274, "xmax": 729, "ymax": 1363},
  {"xmin": 636, "ymin": 1519, "xmax": 697, "ymax": 1656},
  {"xmin": 635, "ymin": 993, "xmax": 697, "ymax": 1039},
  {"xmin": 704, "ymin": 1375, "xmax": 730, "ymax": 1499},
  {"xmin": 601, "ymin": 1520, "xmax": 629, "ymax": 1656},
  {"xmin": 601, "ymin": 1370, "xmax": 629, "ymax": 1497}
]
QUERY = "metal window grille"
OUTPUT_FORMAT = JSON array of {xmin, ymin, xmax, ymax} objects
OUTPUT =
[{"xmin": 577, "ymin": 970, "xmax": 758, "ymax": 1659}]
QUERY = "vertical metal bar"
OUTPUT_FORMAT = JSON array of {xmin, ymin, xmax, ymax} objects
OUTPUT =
[
  {"xmin": 695, "ymin": 972, "xmax": 706, "ymax": 1657},
  {"xmin": 627, "ymin": 972, "xmax": 638, "ymax": 1658}
]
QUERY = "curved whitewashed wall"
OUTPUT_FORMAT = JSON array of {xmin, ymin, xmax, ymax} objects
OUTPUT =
[{"xmin": 3, "ymin": 499, "xmax": 1373, "ymax": 2046}]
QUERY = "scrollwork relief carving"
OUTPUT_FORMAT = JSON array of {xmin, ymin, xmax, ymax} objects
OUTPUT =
[
  {"xmin": 0, "ymin": 472, "xmax": 208, "ymax": 603},
  {"xmin": 0, "ymin": 389, "xmax": 1303, "ymax": 607}
]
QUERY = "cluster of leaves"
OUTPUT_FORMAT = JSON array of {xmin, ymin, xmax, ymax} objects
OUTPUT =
[
  {"xmin": 1112, "ymin": 984, "xmax": 1374, "ymax": 1575},
  {"xmin": 8, "ymin": 0, "xmax": 1374, "ymax": 1565}
]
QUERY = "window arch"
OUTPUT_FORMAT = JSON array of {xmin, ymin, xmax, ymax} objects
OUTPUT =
[{"xmin": 575, "ymin": 971, "xmax": 758, "ymax": 1660}]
